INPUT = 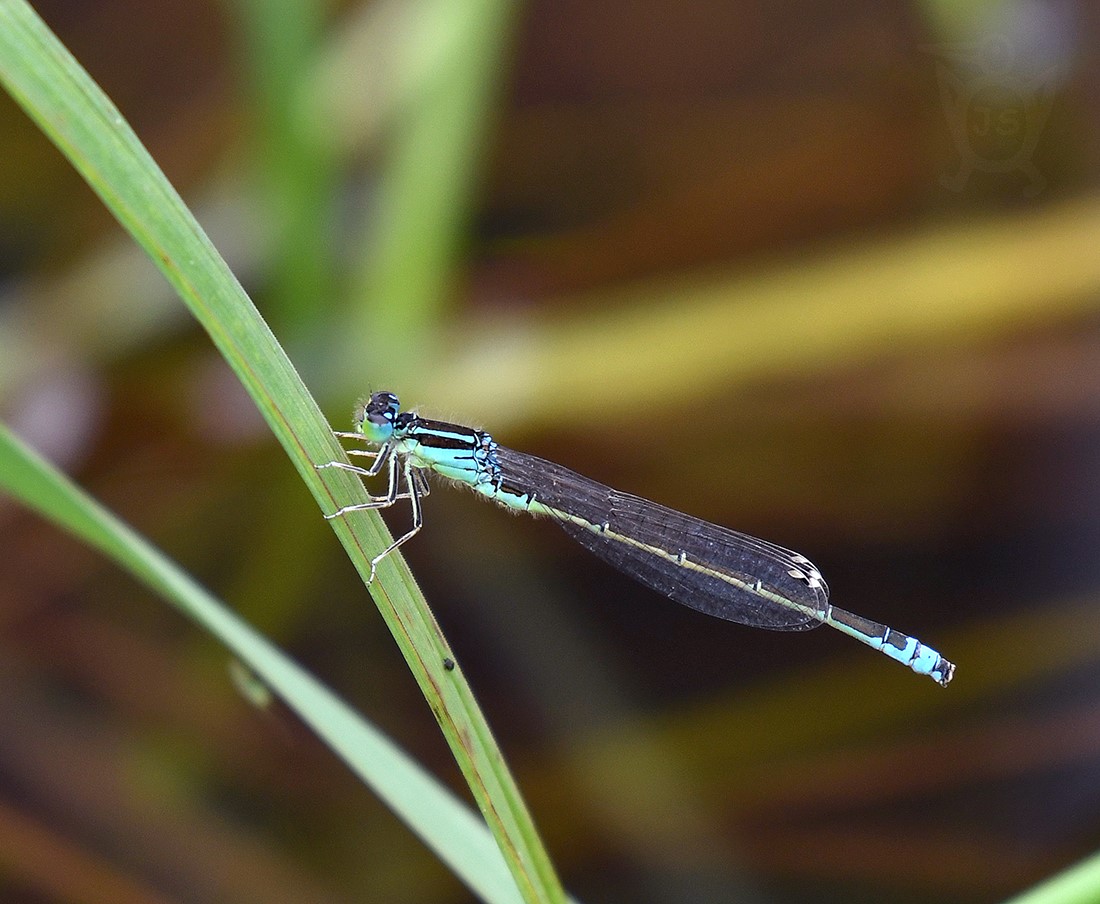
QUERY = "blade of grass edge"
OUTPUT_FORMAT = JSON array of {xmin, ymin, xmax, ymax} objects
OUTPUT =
[
  {"xmin": 0, "ymin": 420, "xmax": 545, "ymax": 904},
  {"xmin": 999, "ymin": 849, "xmax": 1100, "ymax": 904},
  {"xmin": 0, "ymin": 3, "xmax": 564, "ymax": 902}
]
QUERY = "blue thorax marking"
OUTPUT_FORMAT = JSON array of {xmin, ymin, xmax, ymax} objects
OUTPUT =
[{"xmin": 396, "ymin": 417, "xmax": 501, "ymax": 488}]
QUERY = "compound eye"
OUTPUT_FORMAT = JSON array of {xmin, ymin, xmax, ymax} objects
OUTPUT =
[
  {"xmin": 367, "ymin": 393, "xmax": 402, "ymax": 422},
  {"xmin": 359, "ymin": 391, "xmax": 401, "ymax": 442}
]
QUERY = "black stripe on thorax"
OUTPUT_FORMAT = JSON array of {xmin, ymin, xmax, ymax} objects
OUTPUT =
[{"xmin": 407, "ymin": 418, "xmax": 485, "ymax": 451}]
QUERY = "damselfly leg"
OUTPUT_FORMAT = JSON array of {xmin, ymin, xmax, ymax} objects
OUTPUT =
[
  {"xmin": 316, "ymin": 443, "xmax": 397, "ymax": 516},
  {"xmin": 360, "ymin": 457, "xmax": 425, "ymax": 584},
  {"xmin": 317, "ymin": 443, "xmax": 429, "ymax": 584}
]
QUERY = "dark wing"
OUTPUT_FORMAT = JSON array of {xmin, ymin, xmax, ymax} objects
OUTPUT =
[{"xmin": 493, "ymin": 446, "xmax": 828, "ymax": 630}]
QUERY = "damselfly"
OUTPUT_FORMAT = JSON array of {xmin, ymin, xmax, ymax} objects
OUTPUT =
[{"xmin": 318, "ymin": 392, "xmax": 955, "ymax": 686}]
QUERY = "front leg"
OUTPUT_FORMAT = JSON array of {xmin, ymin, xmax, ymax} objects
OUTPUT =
[{"xmin": 319, "ymin": 446, "xmax": 401, "ymax": 518}]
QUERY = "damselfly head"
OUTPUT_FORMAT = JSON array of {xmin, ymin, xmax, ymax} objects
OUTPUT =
[{"xmin": 356, "ymin": 391, "xmax": 401, "ymax": 443}]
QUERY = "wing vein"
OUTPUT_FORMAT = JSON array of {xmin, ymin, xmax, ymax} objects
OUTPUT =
[{"xmin": 493, "ymin": 446, "xmax": 828, "ymax": 631}]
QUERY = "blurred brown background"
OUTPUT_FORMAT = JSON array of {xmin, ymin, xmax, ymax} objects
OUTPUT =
[{"xmin": 2, "ymin": 0, "xmax": 1100, "ymax": 902}]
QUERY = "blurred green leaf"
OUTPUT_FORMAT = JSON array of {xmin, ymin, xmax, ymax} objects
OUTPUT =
[{"xmin": 341, "ymin": 0, "xmax": 519, "ymax": 385}]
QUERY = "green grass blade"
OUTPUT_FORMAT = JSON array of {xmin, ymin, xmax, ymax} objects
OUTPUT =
[
  {"xmin": 0, "ymin": 421, "xmax": 533, "ymax": 904},
  {"xmin": 1000, "ymin": 850, "xmax": 1100, "ymax": 904},
  {"xmin": 0, "ymin": 2, "xmax": 564, "ymax": 901}
]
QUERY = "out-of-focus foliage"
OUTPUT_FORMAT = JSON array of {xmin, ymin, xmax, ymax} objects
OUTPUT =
[{"xmin": 2, "ymin": 0, "xmax": 1100, "ymax": 902}]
